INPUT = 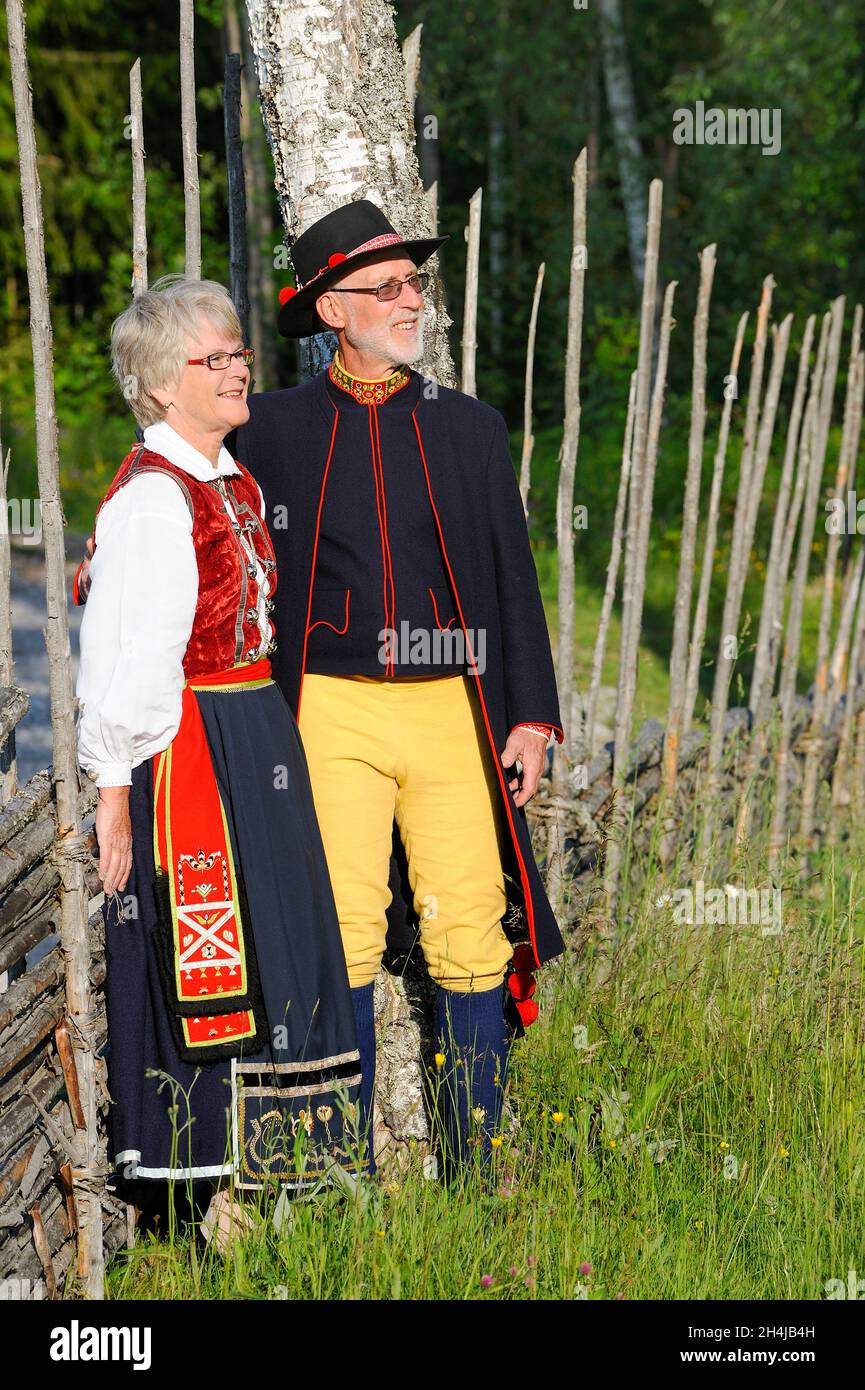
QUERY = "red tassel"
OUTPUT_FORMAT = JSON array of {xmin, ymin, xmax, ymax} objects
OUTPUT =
[
  {"xmin": 516, "ymin": 999, "xmax": 539, "ymax": 1028},
  {"xmin": 507, "ymin": 942, "xmax": 539, "ymax": 1027},
  {"xmin": 278, "ymin": 285, "xmax": 298, "ymax": 305},
  {"xmin": 328, "ymin": 251, "xmax": 348, "ymax": 266}
]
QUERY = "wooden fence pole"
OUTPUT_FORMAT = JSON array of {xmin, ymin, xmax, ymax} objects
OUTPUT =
[
  {"xmin": 129, "ymin": 58, "xmax": 148, "ymax": 297},
  {"xmin": 519, "ymin": 262, "xmax": 546, "ymax": 515},
  {"xmin": 584, "ymin": 370, "xmax": 636, "ymax": 759},
  {"xmin": 180, "ymin": 0, "xmax": 201, "ymax": 280},
  {"xmin": 224, "ymin": 51, "xmax": 250, "ymax": 345},
  {"xmin": 5, "ymin": 0, "xmax": 104, "ymax": 1296},
  {"xmin": 546, "ymin": 152, "xmax": 587, "ymax": 903},
  {"xmin": 604, "ymin": 178, "xmax": 662, "ymax": 916},
  {"xmin": 663, "ymin": 243, "xmax": 716, "ymax": 798},
  {"xmin": 733, "ymin": 314, "xmax": 816, "ymax": 846},
  {"xmin": 683, "ymin": 311, "xmax": 748, "ymax": 730},
  {"xmin": 799, "ymin": 302, "xmax": 859, "ymax": 846},
  {"xmin": 461, "ymin": 188, "xmax": 482, "ymax": 397}
]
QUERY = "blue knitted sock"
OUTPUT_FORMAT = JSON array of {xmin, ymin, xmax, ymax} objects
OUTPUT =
[
  {"xmin": 433, "ymin": 983, "xmax": 510, "ymax": 1179},
  {"xmin": 350, "ymin": 982, "xmax": 377, "ymax": 1177}
]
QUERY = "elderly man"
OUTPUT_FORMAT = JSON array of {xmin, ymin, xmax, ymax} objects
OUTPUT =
[{"xmin": 78, "ymin": 198, "xmax": 564, "ymax": 1178}]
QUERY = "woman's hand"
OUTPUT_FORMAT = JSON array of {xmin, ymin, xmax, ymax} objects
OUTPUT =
[{"xmin": 95, "ymin": 786, "xmax": 133, "ymax": 896}]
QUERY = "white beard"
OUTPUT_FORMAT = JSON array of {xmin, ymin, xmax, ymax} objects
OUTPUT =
[{"xmin": 344, "ymin": 309, "xmax": 425, "ymax": 367}]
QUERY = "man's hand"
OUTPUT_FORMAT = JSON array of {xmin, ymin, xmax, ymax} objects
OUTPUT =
[
  {"xmin": 75, "ymin": 536, "xmax": 94, "ymax": 603},
  {"xmin": 500, "ymin": 727, "xmax": 545, "ymax": 808},
  {"xmin": 95, "ymin": 785, "xmax": 133, "ymax": 896}
]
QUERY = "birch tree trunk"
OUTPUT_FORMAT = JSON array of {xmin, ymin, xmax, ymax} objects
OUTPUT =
[
  {"xmin": 243, "ymin": 0, "xmax": 454, "ymax": 385},
  {"xmin": 597, "ymin": 0, "xmax": 646, "ymax": 293},
  {"xmin": 6, "ymin": 0, "xmax": 104, "ymax": 1294},
  {"xmin": 243, "ymin": 0, "xmax": 459, "ymax": 1172}
]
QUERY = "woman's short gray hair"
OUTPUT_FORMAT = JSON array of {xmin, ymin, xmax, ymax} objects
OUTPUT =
[{"xmin": 110, "ymin": 274, "xmax": 243, "ymax": 428}]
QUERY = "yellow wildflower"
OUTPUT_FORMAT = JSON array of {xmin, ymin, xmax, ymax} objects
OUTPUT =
[
  {"xmin": 434, "ymin": 1052, "xmax": 446, "ymax": 1067},
  {"xmin": 552, "ymin": 1112, "xmax": 565, "ymax": 1124},
  {"xmin": 491, "ymin": 1135, "xmax": 504, "ymax": 1148}
]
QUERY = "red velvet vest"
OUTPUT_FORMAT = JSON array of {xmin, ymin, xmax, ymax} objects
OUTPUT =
[{"xmin": 96, "ymin": 444, "xmax": 277, "ymax": 678}]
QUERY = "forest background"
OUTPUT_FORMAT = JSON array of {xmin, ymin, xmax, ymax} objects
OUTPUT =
[{"xmin": 1, "ymin": 0, "xmax": 863, "ymax": 720}]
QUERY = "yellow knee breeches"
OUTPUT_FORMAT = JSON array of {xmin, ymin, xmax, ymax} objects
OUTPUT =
[{"xmin": 297, "ymin": 673, "xmax": 514, "ymax": 992}]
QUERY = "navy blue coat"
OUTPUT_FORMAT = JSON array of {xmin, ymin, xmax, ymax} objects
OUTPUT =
[{"xmin": 228, "ymin": 368, "xmax": 566, "ymax": 967}]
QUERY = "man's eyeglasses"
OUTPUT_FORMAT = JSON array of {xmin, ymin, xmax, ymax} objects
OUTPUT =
[
  {"xmin": 330, "ymin": 271, "xmax": 430, "ymax": 303},
  {"xmin": 187, "ymin": 348, "xmax": 256, "ymax": 371}
]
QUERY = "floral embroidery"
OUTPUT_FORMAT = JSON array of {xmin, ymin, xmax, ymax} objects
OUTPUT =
[{"xmin": 328, "ymin": 352, "xmax": 410, "ymax": 405}]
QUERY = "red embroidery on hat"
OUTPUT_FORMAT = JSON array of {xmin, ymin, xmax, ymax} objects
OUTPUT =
[
  {"xmin": 279, "ymin": 285, "xmax": 297, "ymax": 304},
  {"xmin": 305, "ymin": 232, "xmax": 407, "ymax": 288}
]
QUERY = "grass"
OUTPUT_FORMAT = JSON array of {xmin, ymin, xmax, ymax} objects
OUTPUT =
[{"xmin": 100, "ymin": 772, "xmax": 865, "ymax": 1301}]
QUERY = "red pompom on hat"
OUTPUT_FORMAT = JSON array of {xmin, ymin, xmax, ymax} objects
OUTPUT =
[
  {"xmin": 278, "ymin": 285, "xmax": 298, "ymax": 305},
  {"xmin": 328, "ymin": 252, "xmax": 348, "ymax": 266}
]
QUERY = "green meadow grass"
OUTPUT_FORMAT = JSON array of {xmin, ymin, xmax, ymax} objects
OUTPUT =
[{"xmin": 101, "ymin": 773, "xmax": 865, "ymax": 1302}]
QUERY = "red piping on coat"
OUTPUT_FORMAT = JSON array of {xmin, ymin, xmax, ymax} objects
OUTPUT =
[
  {"xmin": 428, "ymin": 586, "xmax": 456, "ymax": 631},
  {"xmin": 411, "ymin": 407, "xmax": 544, "ymax": 968},
  {"xmin": 372, "ymin": 405, "xmax": 397, "ymax": 673},
  {"xmin": 297, "ymin": 405, "xmax": 340, "ymax": 721},
  {"xmin": 366, "ymin": 405, "xmax": 396, "ymax": 675},
  {"xmin": 307, "ymin": 588, "xmax": 351, "ymax": 636}
]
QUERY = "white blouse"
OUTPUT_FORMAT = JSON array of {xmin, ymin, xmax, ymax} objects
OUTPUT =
[{"xmin": 75, "ymin": 420, "xmax": 272, "ymax": 788}]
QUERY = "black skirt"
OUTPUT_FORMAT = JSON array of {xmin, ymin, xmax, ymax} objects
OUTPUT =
[{"xmin": 103, "ymin": 678, "xmax": 363, "ymax": 1190}]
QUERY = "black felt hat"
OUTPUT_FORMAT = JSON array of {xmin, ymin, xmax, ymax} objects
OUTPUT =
[{"xmin": 276, "ymin": 199, "xmax": 447, "ymax": 339}]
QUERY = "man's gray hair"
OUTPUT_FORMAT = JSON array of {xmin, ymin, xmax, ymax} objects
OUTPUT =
[{"xmin": 110, "ymin": 274, "xmax": 243, "ymax": 427}]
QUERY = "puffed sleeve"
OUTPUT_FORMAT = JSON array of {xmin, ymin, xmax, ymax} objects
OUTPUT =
[{"xmin": 75, "ymin": 472, "xmax": 199, "ymax": 787}]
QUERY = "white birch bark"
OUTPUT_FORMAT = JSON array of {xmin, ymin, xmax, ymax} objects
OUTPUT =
[
  {"xmin": 243, "ymin": 0, "xmax": 454, "ymax": 383},
  {"xmin": 597, "ymin": 0, "xmax": 646, "ymax": 292}
]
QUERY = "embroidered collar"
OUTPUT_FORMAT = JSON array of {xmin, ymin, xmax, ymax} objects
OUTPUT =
[{"xmin": 328, "ymin": 349, "xmax": 410, "ymax": 405}]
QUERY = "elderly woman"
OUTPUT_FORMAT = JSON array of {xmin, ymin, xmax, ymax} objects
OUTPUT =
[{"xmin": 75, "ymin": 274, "xmax": 364, "ymax": 1246}]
